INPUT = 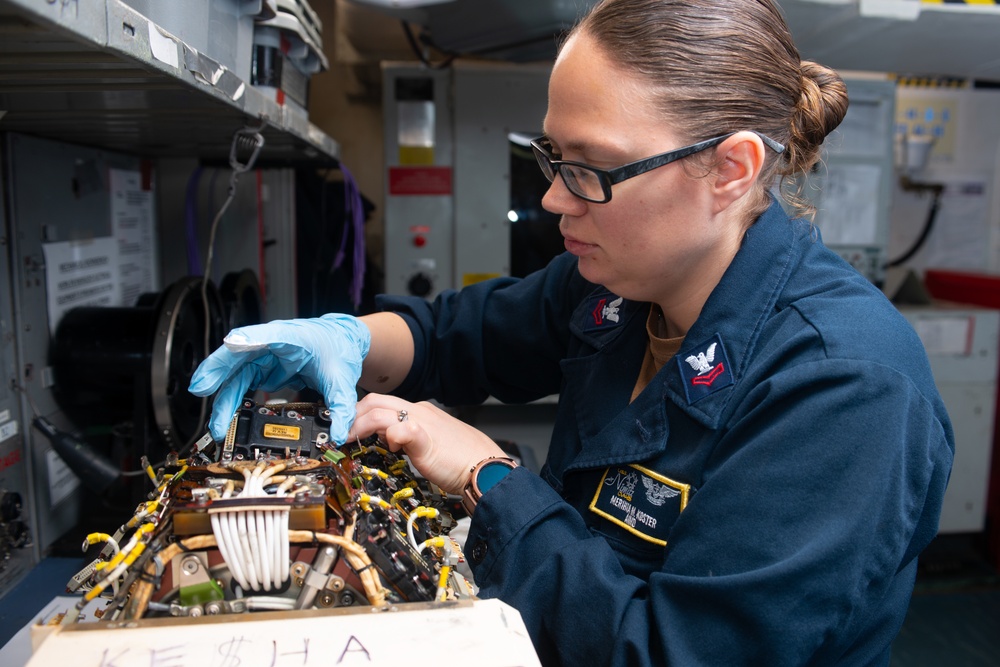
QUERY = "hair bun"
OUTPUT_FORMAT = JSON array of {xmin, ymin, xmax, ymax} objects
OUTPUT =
[
  {"xmin": 801, "ymin": 62, "xmax": 849, "ymax": 138},
  {"xmin": 786, "ymin": 62, "xmax": 849, "ymax": 176}
]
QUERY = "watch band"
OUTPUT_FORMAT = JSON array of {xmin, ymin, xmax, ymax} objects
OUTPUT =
[{"xmin": 461, "ymin": 456, "xmax": 518, "ymax": 516}]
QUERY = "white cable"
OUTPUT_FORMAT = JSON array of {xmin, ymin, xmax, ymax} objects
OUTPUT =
[
  {"xmin": 281, "ymin": 509, "xmax": 290, "ymax": 584},
  {"xmin": 208, "ymin": 462, "xmax": 295, "ymax": 592},
  {"xmin": 269, "ymin": 509, "xmax": 282, "ymax": 589},
  {"xmin": 210, "ymin": 513, "xmax": 237, "ymax": 588},
  {"xmin": 243, "ymin": 507, "xmax": 262, "ymax": 588},
  {"xmin": 239, "ymin": 468, "xmax": 263, "ymax": 590},
  {"xmin": 256, "ymin": 509, "xmax": 271, "ymax": 591},
  {"xmin": 245, "ymin": 596, "xmax": 297, "ymax": 611},
  {"xmin": 276, "ymin": 476, "xmax": 295, "ymax": 585},
  {"xmin": 407, "ymin": 512, "xmax": 421, "ymax": 552},
  {"xmin": 219, "ymin": 511, "xmax": 250, "ymax": 590},
  {"xmin": 253, "ymin": 468, "xmax": 273, "ymax": 590},
  {"xmin": 237, "ymin": 510, "xmax": 261, "ymax": 590},
  {"xmin": 95, "ymin": 561, "xmax": 130, "ymax": 598}
]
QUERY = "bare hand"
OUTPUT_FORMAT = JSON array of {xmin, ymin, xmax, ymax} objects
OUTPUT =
[{"xmin": 348, "ymin": 394, "xmax": 506, "ymax": 495}]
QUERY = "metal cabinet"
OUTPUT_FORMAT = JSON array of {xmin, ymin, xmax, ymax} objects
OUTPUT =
[
  {"xmin": 0, "ymin": 0, "xmax": 338, "ymax": 599},
  {"xmin": 901, "ymin": 306, "xmax": 999, "ymax": 533}
]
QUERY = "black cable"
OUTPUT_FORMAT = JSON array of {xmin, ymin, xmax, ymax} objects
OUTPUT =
[
  {"xmin": 401, "ymin": 21, "xmax": 456, "ymax": 69},
  {"xmin": 886, "ymin": 178, "xmax": 945, "ymax": 269}
]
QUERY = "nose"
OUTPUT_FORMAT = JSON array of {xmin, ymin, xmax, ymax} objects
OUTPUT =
[{"xmin": 541, "ymin": 172, "xmax": 588, "ymax": 218}]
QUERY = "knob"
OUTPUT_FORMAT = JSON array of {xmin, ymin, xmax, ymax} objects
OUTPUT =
[{"xmin": 407, "ymin": 273, "xmax": 433, "ymax": 298}]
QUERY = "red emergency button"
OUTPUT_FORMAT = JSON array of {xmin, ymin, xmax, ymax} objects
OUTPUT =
[{"xmin": 413, "ymin": 235, "xmax": 427, "ymax": 247}]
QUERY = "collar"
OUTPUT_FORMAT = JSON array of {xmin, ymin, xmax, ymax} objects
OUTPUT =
[
  {"xmin": 569, "ymin": 288, "xmax": 645, "ymax": 349},
  {"xmin": 663, "ymin": 200, "xmax": 809, "ymax": 429}
]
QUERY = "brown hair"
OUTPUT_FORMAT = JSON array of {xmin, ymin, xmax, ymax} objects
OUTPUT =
[{"xmin": 573, "ymin": 0, "xmax": 849, "ymax": 220}]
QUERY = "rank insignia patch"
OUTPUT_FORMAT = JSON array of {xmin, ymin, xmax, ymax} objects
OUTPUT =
[
  {"xmin": 677, "ymin": 333, "xmax": 734, "ymax": 404},
  {"xmin": 589, "ymin": 464, "xmax": 690, "ymax": 546},
  {"xmin": 580, "ymin": 291, "xmax": 625, "ymax": 332}
]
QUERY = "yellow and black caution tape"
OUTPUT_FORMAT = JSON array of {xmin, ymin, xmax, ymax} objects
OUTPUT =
[
  {"xmin": 922, "ymin": 0, "xmax": 1000, "ymax": 5},
  {"xmin": 894, "ymin": 74, "xmax": 969, "ymax": 88}
]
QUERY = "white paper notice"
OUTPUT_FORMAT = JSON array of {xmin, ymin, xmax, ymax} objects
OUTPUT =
[
  {"xmin": 110, "ymin": 169, "xmax": 159, "ymax": 306},
  {"xmin": 913, "ymin": 316, "xmax": 973, "ymax": 356},
  {"xmin": 815, "ymin": 163, "xmax": 882, "ymax": 246},
  {"xmin": 46, "ymin": 448, "xmax": 81, "ymax": 507},
  {"xmin": 42, "ymin": 237, "xmax": 122, "ymax": 336}
]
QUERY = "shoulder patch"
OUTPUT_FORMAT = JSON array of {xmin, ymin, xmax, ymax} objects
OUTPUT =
[
  {"xmin": 580, "ymin": 292, "xmax": 626, "ymax": 332},
  {"xmin": 677, "ymin": 333, "xmax": 734, "ymax": 403}
]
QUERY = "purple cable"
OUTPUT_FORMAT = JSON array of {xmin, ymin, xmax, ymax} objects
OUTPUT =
[
  {"xmin": 335, "ymin": 164, "xmax": 367, "ymax": 309},
  {"xmin": 184, "ymin": 166, "xmax": 204, "ymax": 275}
]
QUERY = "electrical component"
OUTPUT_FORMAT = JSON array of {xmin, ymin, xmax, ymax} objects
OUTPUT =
[{"xmin": 58, "ymin": 401, "xmax": 472, "ymax": 625}]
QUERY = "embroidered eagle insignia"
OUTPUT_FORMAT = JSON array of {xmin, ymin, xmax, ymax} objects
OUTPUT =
[
  {"xmin": 592, "ymin": 296, "xmax": 623, "ymax": 326},
  {"xmin": 642, "ymin": 476, "xmax": 681, "ymax": 507},
  {"xmin": 685, "ymin": 342, "xmax": 717, "ymax": 375}
]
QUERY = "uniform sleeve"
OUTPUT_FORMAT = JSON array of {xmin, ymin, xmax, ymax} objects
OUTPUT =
[
  {"xmin": 375, "ymin": 252, "xmax": 591, "ymax": 405},
  {"xmin": 467, "ymin": 359, "xmax": 953, "ymax": 666}
]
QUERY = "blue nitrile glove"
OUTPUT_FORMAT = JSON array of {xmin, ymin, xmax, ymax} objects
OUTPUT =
[{"xmin": 188, "ymin": 313, "xmax": 371, "ymax": 444}]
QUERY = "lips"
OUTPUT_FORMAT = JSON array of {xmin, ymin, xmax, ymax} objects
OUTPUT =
[{"xmin": 563, "ymin": 235, "xmax": 597, "ymax": 256}]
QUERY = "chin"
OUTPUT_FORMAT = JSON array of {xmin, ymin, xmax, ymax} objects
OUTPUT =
[{"xmin": 577, "ymin": 258, "xmax": 624, "ymax": 295}]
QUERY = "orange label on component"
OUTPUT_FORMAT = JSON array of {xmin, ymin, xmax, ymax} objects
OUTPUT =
[{"xmin": 263, "ymin": 424, "xmax": 301, "ymax": 440}]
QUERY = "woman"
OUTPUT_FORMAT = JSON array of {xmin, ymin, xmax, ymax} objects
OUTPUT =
[{"xmin": 191, "ymin": 1, "xmax": 954, "ymax": 664}]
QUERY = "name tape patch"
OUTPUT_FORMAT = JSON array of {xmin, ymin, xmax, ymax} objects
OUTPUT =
[{"xmin": 589, "ymin": 464, "xmax": 690, "ymax": 546}]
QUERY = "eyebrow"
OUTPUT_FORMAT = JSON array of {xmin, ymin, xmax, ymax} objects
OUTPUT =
[{"xmin": 546, "ymin": 135, "xmax": 632, "ymax": 163}]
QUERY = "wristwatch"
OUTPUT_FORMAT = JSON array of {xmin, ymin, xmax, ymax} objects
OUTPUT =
[{"xmin": 461, "ymin": 456, "xmax": 518, "ymax": 515}]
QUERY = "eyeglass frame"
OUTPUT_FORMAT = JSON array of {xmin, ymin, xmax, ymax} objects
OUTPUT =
[{"xmin": 530, "ymin": 131, "xmax": 785, "ymax": 204}]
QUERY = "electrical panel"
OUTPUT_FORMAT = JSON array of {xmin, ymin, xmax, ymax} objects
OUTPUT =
[
  {"xmin": 1, "ymin": 133, "xmax": 150, "ymax": 569},
  {"xmin": 0, "ymin": 149, "xmax": 36, "ymax": 597},
  {"xmin": 382, "ymin": 61, "xmax": 552, "ymax": 299},
  {"xmin": 793, "ymin": 76, "xmax": 898, "ymax": 285}
]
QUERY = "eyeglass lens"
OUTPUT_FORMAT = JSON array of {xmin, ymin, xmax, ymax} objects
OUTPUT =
[{"xmin": 532, "ymin": 143, "xmax": 606, "ymax": 202}]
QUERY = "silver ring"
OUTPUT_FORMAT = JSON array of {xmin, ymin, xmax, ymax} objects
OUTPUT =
[{"xmin": 398, "ymin": 410, "xmax": 408, "ymax": 422}]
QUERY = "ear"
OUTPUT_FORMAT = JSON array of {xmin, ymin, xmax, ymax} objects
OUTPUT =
[{"xmin": 710, "ymin": 132, "xmax": 766, "ymax": 214}]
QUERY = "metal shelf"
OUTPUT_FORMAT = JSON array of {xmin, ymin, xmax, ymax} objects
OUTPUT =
[
  {"xmin": 781, "ymin": 0, "xmax": 1000, "ymax": 82},
  {"xmin": 0, "ymin": 0, "xmax": 339, "ymax": 163}
]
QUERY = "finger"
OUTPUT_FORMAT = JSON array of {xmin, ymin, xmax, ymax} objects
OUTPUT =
[
  {"xmin": 225, "ymin": 320, "xmax": 343, "ymax": 363},
  {"xmin": 221, "ymin": 320, "xmax": 304, "ymax": 350},
  {"xmin": 321, "ymin": 367, "xmax": 369, "ymax": 445},
  {"xmin": 205, "ymin": 363, "xmax": 260, "ymax": 442},
  {"xmin": 189, "ymin": 346, "xmax": 254, "ymax": 396},
  {"xmin": 385, "ymin": 420, "xmax": 422, "ymax": 455},
  {"xmin": 354, "ymin": 392, "xmax": 407, "ymax": 416},
  {"xmin": 348, "ymin": 396, "xmax": 407, "ymax": 442}
]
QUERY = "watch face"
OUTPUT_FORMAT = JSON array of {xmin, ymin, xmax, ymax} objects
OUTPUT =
[
  {"xmin": 477, "ymin": 460, "xmax": 515, "ymax": 493},
  {"xmin": 462, "ymin": 457, "xmax": 516, "ymax": 515}
]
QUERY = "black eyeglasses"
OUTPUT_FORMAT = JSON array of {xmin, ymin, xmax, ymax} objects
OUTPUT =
[{"xmin": 530, "ymin": 132, "xmax": 785, "ymax": 204}]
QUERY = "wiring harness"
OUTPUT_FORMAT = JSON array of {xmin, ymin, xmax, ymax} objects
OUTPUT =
[{"xmin": 61, "ymin": 402, "xmax": 471, "ymax": 623}]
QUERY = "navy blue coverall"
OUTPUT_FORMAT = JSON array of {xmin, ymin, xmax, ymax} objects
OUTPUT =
[{"xmin": 378, "ymin": 200, "xmax": 954, "ymax": 666}]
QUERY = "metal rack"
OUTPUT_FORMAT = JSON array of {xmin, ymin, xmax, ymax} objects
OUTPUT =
[
  {"xmin": 0, "ymin": 0, "xmax": 339, "ymax": 162},
  {"xmin": 0, "ymin": 0, "xmax": 340, "ymax": 602}
]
